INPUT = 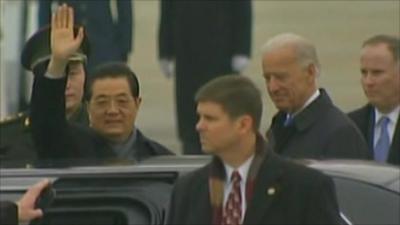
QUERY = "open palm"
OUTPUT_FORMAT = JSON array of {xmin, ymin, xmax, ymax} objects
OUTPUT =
[{"xmin": 51, "ymin": 4, "xmax": 83, "ymax": 61}]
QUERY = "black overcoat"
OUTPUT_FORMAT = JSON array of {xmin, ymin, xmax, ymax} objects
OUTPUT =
[
  {"xmin": 267, "ymin": 89, "xmax": 369, "ymax": 160},
  {"xmin": 30, "ymin": 64, "xmax": 173, "ymax": 166},
  {"xmin": 167, "ymin": 146, "xmax": 341, "ymax": 224}
]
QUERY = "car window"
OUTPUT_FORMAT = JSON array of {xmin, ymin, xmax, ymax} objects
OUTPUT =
[{"xmin": 333, "ymin": 177, "xmax": 400, "ymax": 225}]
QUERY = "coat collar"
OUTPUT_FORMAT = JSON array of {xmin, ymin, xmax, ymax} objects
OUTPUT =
[
  {"xmin": 243, "ymin": 151, "xmax": 284, "ymax": 224},
  {"xmin": 292, "ymin": 88, "xmax": 333, "ymax": 131}
]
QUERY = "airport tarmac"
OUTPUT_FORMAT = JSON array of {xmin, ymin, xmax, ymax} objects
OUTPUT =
[{"xmin": 130, "ymin": 1, "xmax": 399, "ymax": 154}]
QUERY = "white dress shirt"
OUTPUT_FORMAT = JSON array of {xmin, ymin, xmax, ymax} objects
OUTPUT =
[
  {"xmin": 287, "ymin": 89, "xmax": 321, "ymax": 120},
  {"xmin": 374, "ymin": 106, "xmax": 400, "ymax": 146},
  {"xmin": 223, "ymin": 154, "xmax": 255, "ymax": 222}
]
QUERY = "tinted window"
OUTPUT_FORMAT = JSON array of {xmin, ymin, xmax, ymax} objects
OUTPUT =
[{"xmin": 333, "ymin": 177, "xmax": 400, "ymax": 225}]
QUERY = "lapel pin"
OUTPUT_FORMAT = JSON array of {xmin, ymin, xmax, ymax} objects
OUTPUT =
[
  {"xmin": 24, "ymin": 117, "xmax": 30, "ymax": 127},
  {"xmin": 267, "ymin": 187, "xmax": 276, "ymax": 195}
]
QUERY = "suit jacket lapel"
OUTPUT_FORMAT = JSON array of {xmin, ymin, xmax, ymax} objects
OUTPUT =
[
  {"xmin": 243, "ymin": 153, "xmax": 284, "ymax": 224},
  {"xmin": 388, "ymin": 115, "xmax": 400, "ymax": 164},
  {"xmin": 366, "ymin": 105, "xmax": 375, "ymax": 152},
  {"xmin": 191, "ymin": 172, "xmax": 213, "ymax": 224}
]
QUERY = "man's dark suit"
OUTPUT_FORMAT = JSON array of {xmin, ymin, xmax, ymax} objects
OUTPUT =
[
  {"xmin": 268, "ymin": 89, "xmax": 369, "ymax": 159},
  {"xmin": 0, "ymin": 201, "xmax": 18, "ymax": 225},
  {"xmin": 348, "ymin": 104, "xmax": 399, "ymax": 165},
  {"xmin": 167, "ymin": 147, "xmax": 341, "ymax": 224},
  {"xmin": 30, "ymin": 65, "xmax": 173, "ymax": 166}
]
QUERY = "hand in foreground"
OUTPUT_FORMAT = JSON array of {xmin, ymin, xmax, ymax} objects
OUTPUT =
[{"xmin": 17, "ymin": 179, "xmax": 51, "ymax": 222}]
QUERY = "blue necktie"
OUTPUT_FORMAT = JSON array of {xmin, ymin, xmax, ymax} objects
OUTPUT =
[
  {"xmin": 284, "ymin": 114, "xmax": 294, "ymax": 127},
  {"xmin": 374, "ymin": 117, "xmax": 391, "ymax": 162}
]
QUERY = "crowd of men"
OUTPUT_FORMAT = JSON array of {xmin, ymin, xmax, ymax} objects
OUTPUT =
[{"xmin": 0, "ymin": 2, "xmax": 398, "ymax": 225}]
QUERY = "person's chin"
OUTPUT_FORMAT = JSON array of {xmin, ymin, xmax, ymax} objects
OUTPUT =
[
  {"xmin": 201, "ymin": 145, "xmax": 214, "ymax": 154},
  {"xmin": 104, "ymin": 129, "xmax": 123, "ymax": 137}
]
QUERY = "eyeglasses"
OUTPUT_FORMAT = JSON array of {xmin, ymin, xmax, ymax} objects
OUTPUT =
[{"xmin": 90, "ymin": 96, "xmax": 137, "ymax": 111}]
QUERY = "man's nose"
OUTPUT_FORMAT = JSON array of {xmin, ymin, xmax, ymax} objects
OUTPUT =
[
  {"xmin": 362, "ymin": 73, "xmax": 374, "ymax": 85},
  {"xmin": 106, "ymin": 100, "xmax": 119, "ymax": 114},
  {"xmin": 267, "ymin": 77, "xmax": 280, "ymax": 92},
  {"xmin": 196, "ymin": 118, "xmax": 204, "ymax": 131}
]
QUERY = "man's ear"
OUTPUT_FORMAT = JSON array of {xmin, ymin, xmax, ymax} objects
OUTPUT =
[
  {"xmin": 307, "ymin": 63, "xmax": 319, "ymax": 77},
  {"xmin": 236, "ymin": 115, "xmax": 253, "ymax": 134},
  {"xmin": 135, "ymin": 97, "xmax": 142, "ymax": 107},
  {"xmin": 85, "ymin": 101, "xmax": 92, "ymax": 126}
]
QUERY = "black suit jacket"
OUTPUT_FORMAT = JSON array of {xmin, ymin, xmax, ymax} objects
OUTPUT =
[
  {"xmin": 268, "ymin": 89, "xmax": 369, "ymax": 160},
  {"xmin": 30, "ymin": 65, "xmax": 173, "ymax": 166},
  {"xmin": 348, "ymin": 104, "xmax": 399, "ymax": 165},
  {"xmin": 167, "ymin": 150, "xmax": 341, "ymax": 224},
  {"xmin": 0, "ymin": 201, "xmax": 18, "ymax": 225}
]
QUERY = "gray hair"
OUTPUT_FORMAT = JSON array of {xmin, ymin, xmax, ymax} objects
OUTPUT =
[{"xmin": 262, "ymin": 33, "xmax": 321, "ymax": 75}]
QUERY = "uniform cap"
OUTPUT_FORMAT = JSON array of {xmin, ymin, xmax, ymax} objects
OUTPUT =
[{"xmin": 21, "ymin": 25, "xmax": 90, "ymax": 71}]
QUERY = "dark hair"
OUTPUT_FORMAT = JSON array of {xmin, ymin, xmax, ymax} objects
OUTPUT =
[
  {"xmin": 195, "ymin": 75, "xmax": 263, "ymax": 131},
  {"xmin": 85, "ymin": 62, "xmax": 140, "ymax": 101},
  {"xmin": 362, "ymin": 35, "xmax": 400, "ymax": 62}
]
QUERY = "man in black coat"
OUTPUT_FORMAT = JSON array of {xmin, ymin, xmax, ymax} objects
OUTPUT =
[
  {"xmin": 262, "ymin": 33, "xmax": 369, "ymax": 160},
  {"xmin": 348, "ymin": 35, "xmax": 399, "ymax": 165},
  {"xmin": 30, "ymin": 5, "xmax": 172, "ymax": 166},
  {"xmin": 0, "ymin": 180, "xmax": 50, "ymax": 225},
  {"xmin": 158, "ymin": 0, "xmax": 252, "ymax": 154},
  {"xmin": 38, "ymin": 0, "xmax": 133, "ymax": 73},
  {"xmin": 167, "ymin": 76, "xmax": 341, "ymax": 225}
]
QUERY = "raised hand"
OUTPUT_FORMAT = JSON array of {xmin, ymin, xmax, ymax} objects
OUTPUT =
[{"xmin": 47, "ymin": 4, "xmax": 84, "ymax": 76}]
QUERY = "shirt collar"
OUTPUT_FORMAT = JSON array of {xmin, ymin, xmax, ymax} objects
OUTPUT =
[
  {"xmin": 224, "ymin": 154, "xmax": 255, "ymax": 184},
  {"xmin": 374, "ymin": 105, "xmax": 400, "ymax": 125},
  {"xmin": 292, "ymin": 89, "xmax": 320, "ymax": 117},
  {"xmin": 109, "ymin": 128, "xmax": 138, "ymax": 158}
]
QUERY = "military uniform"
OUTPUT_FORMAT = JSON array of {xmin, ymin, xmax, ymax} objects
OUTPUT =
[
  {"xmin": 0, "ymin": 106, "xmax": 89, "ymax": 167},
  {"xmin": 0, "ymin": 25, "xmax": 90, "ymax": 168},
  {"xmin": 0, "ymin": 112, "xmax": 36, "ymax": 167}
]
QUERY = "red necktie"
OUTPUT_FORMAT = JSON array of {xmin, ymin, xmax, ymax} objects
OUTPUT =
[{"xmin": 222, "ymin": 171, "xmax": 242, "ymax": 225}]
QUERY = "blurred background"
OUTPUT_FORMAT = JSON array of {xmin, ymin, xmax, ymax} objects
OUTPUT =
[{"xmin": 1, "ymin": 0, "xmax": 399, "ymax": 154}]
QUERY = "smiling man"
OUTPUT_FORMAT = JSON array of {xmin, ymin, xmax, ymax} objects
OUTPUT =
[
  {"xmin": 348, "ymin": 35, "xmax": 399, "ymax": 165},
  {"xmin": 30, "ymin": 4, "xmax": 172, "ymax": 165},
  {"xmin": 167, "ymin": 75, "xmax": 341, "ymax": 225},
  {"xmin": 262, "ymin": 33, "xmax": 368, "ymax": 160}
]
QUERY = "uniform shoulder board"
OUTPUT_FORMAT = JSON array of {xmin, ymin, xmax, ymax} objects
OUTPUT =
[{"xmin": 0, "ymin": 112, "xmax": 30, "ymax": 126}]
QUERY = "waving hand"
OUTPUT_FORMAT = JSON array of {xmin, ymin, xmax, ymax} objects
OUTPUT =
[{"xmin": 47, "ymin": 4, "xmax": 84, "ymax": 76}]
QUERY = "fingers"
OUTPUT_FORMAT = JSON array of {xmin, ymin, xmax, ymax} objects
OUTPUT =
[
  {"xmin": 53, "ymin": 4, "xmax": 73, "ymax": 29},
  {"xmin": 28, "ymin": 179, "xmax": 50, "ymax": 197},
  {"xmin": 74, "ymin": 27, "xmax": 84, "ymax": 47},
  {"xmin": 60, "ymin": 4, "xmax": 67, "ymax": 28},
  {"xmin": 68, "ymin": 6, "xmax": 74, "ymax": 30},
  {"xmin": 31, "ymin": 208, "xmax": 44, "ymax": 219}
]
